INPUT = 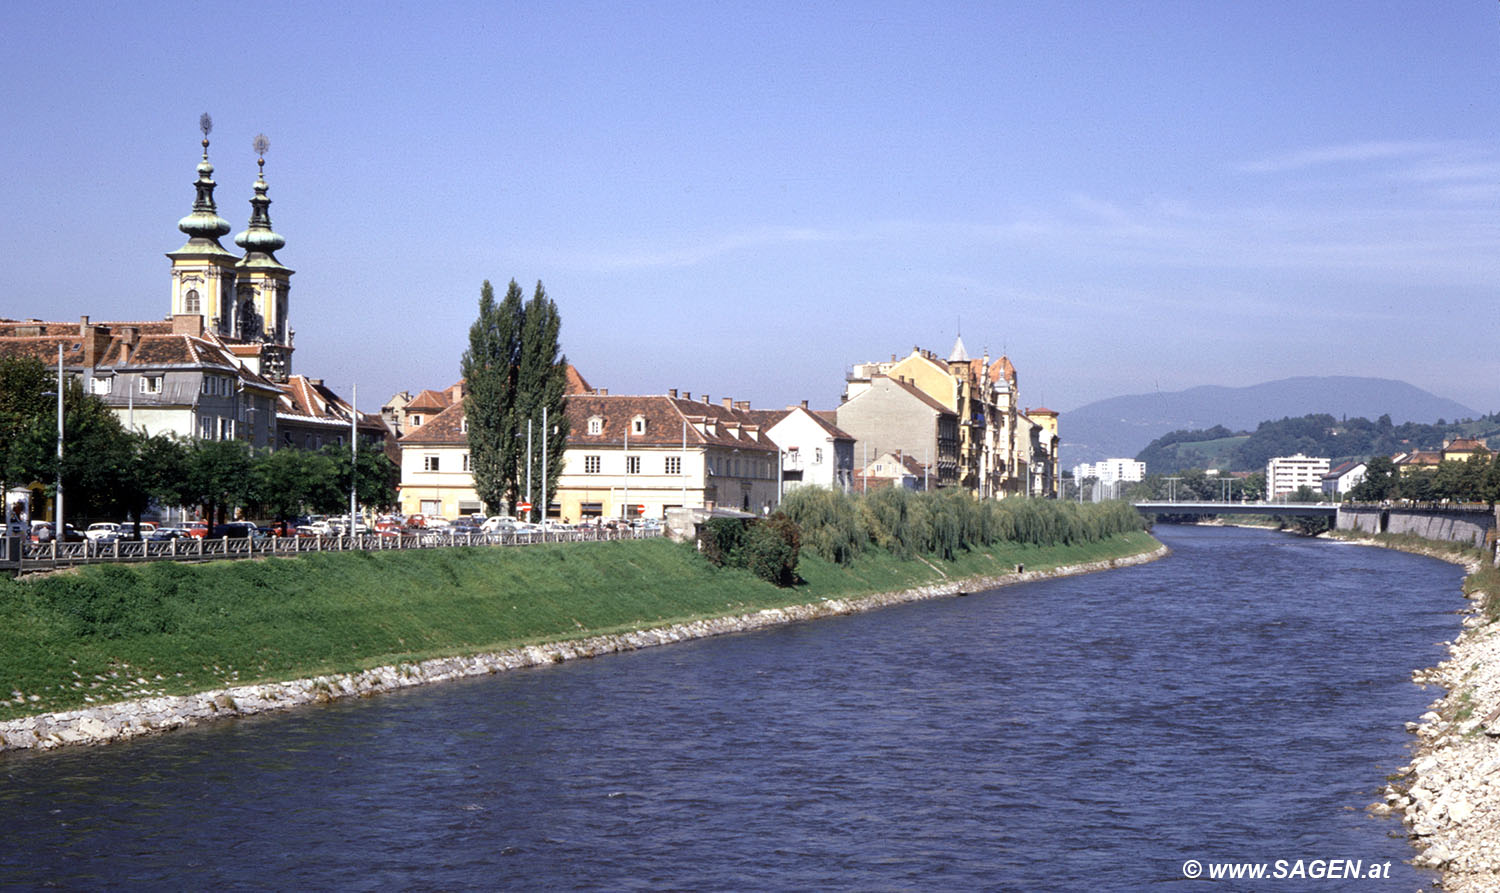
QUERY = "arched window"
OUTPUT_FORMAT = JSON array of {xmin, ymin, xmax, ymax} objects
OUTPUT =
[{"xmin": 184, "ymin": 289, "xmax": 200, "ymax": 314}]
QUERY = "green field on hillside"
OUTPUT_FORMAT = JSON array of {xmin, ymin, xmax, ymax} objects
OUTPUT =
[{"xmin": 0, "ymin": 532, "xmax": 1158, "ymax": 721}]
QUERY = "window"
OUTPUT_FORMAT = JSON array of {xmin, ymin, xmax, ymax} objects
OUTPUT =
[
  {"xmin": 666, "ymin": 456, "xmax": 682, "ymax": 475},
  {"xmin": 632, "ymin": 416, "xmax": 646, "ymax": 435},
  {"xmin": 462, "ymin": 452, "xmax": 471, "ymax": 472},
  {"xmin": 141, "ymin": 375, "xmax": 163, "ymax": 394},
  {"xmin": 410, "ymin": 414, "xmax": 423, "ymax": 428},
  {"xmin": 584, "ymin": 455, "xmax": 601, "ymax": 474},
  {"xmin": 588, "ymin": 417, "xmax": 602, "ymax": 435},
  {"xmin": 459, "ymin": 418, "xmax": 467, "ymax": 434},
  {"xmin": 184, "ymin": 289, "xmax": 200, "ymax": 313},
  {"xmin": 814, "ymin": 447, "xmax": 823, "ymax": 464},
  {"xmin": 424, "ymin": 455, "xmax": 441, "ymax": 472},
  {"xmin": 220, "ymin": 417, "xmax": 235, "ymax": 440},
  {"xmin": 626, "ymin": 455, "xmax": 641, "ymax": 474},
  {"xmin": 90, "ymin": 377, "xmax": 112, "ymax": 395},
  {"xmin": 199, "ymin": 416, "xmax": 213, "ymax": 439}
]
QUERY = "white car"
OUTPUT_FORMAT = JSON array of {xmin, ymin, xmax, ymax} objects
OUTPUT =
[
  {"xmin": 85, "ymin": 522, "xmax": 122, "ymax": 543},
  {"xmin": 480, "ymin": 515, "xmax": 517, "ymax": 533}
]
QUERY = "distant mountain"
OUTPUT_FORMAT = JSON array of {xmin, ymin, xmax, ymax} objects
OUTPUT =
[{"xmin": 1061, "ymin": 376, "xmax": 1478, "ymax": 467}]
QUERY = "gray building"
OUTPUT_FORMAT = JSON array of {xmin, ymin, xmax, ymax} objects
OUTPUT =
[{"xmin": 835, "ymin": 375, "xmax": 959, "ymax": 488}]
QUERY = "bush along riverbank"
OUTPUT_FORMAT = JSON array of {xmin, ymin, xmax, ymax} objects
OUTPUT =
[
  {"xmin": 0, "ymin": 501, "xmax": 1159, "ymax": 752},
  {"xmin": 1333, "ymin": 531, "xmax": 1500, "ymax": 891}
]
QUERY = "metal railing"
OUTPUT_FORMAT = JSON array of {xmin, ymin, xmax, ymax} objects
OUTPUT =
[{"xmin": 8, "ymin": 526, "xmax": 664, "ymax": 573}]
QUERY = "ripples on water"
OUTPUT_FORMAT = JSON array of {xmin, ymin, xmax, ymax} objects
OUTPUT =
[{"xmin": 0, "ymin": 526, "xmax": 1462, "ymax": 890}]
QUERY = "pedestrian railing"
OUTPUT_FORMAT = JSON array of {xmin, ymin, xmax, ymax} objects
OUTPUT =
[{"xmin": 9, "ymin": 527, "xmax": 664, "ymax": 574}]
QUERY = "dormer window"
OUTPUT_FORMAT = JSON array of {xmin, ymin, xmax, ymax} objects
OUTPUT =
[
  {"xmin": 632, "ymin": 415, "xmax": 646, "ymax": 436},
  {"xmin": 140, "ymin": 375, "xmax": 163, "ymax": 395},
  {"xmin": 410, "ymin": 414, "xmax": 423, "ymax": 428},
  {"xmin": 588, "ymin": 416, "xmax": 603, "ymax": 435},
  {"xmin": 460, "ymin": 418, "xmax": 468, "ymax": 434}
]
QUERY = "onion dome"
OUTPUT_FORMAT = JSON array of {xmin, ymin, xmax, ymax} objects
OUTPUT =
[
  {"xmin": 177, "ymin": 129, "xmax": 232, "ymax": 245},
  {"xmin": 235, "ymin": 135, "xmax": 285, "ymax": 261}
]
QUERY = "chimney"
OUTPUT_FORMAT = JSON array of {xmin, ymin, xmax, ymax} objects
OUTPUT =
[
  {"xmin": 118, "ymin": 327, "xmax": 140, "ymax": 363},
  {"xmin": 81, "ymin": 323, "xmax": 110, "ymax": 367},
  {"xmin": 800, "ymin": 399, "xmax": 809, "ymax": 410},
  {"xmin": 683, "ymin": 391, "xmax": 691, "ymax": 401},
  {"xmin": 172, "ymin": 313, "xmax": 204, "ymax": 336},
  {"xmin": 722, "ymin": 397, "xmax": 733, "ymax": 409},
  {"xmin": 734, "ymin": 400, "xmax": 750, "ymax": 411},
  {"xmin": 597, "ymin": 388, "xmax": 608, "ymax": 396},
  {"xmin": 702, "ymin": 393, "xmax": 709, "ymax": 405},
  {"xmin": 668, "ymin": 388, "xmax": 678, "ymax": 399},
  {"xmin": 79, "ymin": 315, "xmax": 90, "ymax": 334}
]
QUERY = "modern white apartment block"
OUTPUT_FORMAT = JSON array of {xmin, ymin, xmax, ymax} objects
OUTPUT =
[
  {"xmin": 1266, "ymin": 453, "xmax": 1331, "ymax": 498},
  {"xmin": 1072, "ymin": 458, "xmax": 1146, "ymax": 485}
]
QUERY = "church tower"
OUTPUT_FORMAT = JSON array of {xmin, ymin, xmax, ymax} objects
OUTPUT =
[
  {"xmin": 233, "ymin": 134, "xmax": 294, "ymax": 382},
  {"xmin": 166, "ymin": 114, "xmax": 238, "ymax": 337}
]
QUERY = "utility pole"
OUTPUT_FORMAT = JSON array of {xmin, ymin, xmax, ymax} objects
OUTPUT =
[
  {"xmin": 349, "ymin": 383, "xmax": 358, "ymax": 532},
  {"xmin": 526, "ymin": 418, "xmax": 534, "ymax": 524},
  {"xmin": 55, "ymin": 344, "xmax": 64, "ymax": 540},
  {"xmin": 540, "ymin": 407, "xmax": 548, "ymax": 526}
]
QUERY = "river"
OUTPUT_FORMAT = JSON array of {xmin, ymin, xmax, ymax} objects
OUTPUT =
[{"xmin": 0, "ymin": 525, "xmax": 1464, "ymax": 889}]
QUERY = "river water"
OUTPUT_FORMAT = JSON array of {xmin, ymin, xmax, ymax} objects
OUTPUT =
[{"xmin": 0, "ymin": 525, "xmax": 1464, "ymax": 890}]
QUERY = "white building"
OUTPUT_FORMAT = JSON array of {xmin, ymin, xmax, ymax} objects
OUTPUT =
[
  {"xmin": 1072, "ymin": 458, "xmax": 1146, "ymax": 485},
  {"xmin": 1266, "ymin": 454, "xmax": 1331, "ymax": 498},
  {"xmin": 1320, "ymin": 461, "xmax": 1367, "ymax": 498}
]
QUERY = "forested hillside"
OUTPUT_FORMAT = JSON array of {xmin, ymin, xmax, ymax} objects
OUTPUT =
[{"xmin": 1136, "ymin": 412, "xmax": 1500, "ymax": 474}]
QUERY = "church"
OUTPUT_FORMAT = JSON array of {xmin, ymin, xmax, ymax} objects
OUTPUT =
[{"xmin": 0, "ymin": 118, "xmax": 385, "ymax": 453}]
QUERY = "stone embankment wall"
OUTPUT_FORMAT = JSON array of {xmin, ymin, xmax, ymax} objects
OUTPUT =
[
  {"xmin": 1373, "ymin": 551, "xmax": 1500, "ymax": 893},
  {"xmin": 1338, "ymin": 506, "xmax": 1495, "ymax": 552},
  {"xmin": 0, "ymin": 546, "xmax": 1168, "ymax": 753}
]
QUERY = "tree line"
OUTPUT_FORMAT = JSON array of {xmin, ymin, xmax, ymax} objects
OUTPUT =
[{"xmin": 1, "ymin": 356, "xmax": 397, "ymax": 531}]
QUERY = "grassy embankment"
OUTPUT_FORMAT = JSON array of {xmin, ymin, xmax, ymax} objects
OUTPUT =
[{"xmin": 0, "ymin": 531, "xmax": 1157, "ymax": 722}]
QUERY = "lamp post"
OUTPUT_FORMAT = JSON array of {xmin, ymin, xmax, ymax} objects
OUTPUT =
[{"xmin": 55, "ymin": 344, "xmax": 64, "ymax": 540}]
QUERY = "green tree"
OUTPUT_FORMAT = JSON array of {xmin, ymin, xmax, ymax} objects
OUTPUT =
[
  {"xmin": 515, "ymin": 281, "xmax": 571, "ymax": 516},
  {"xmin": 250, "ymin": 447, "xmax": 343, "ymax": 524},
  {"xmin": 0, "ymin": 356, "xmax": 54, "ymax": 498},
  {"xmin": 182, "ymin": 439, "xmax": 254, "ymax": 526},
  {"xmin": 461, "ymin": 278, "xmax": 570, "ymax": 516},
  {"xmin": 118, "ymin": 433, "xmax": 190, "ymax": 536},
  {"xmin": 462, "ymin": 279, "xmax": 524, "ymax": 513},
  {"xmin": 1350, "ymin": 456, "xmax": 1398, "ymax": 502}
]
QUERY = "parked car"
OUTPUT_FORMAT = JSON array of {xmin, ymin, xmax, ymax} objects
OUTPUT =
[
  {"xmin": 85, "ymin": 522, "xmax": 123, "ymax": 544},
  {"xmin": 209, "ymin": 521, "xmax": 258, "ymax": 538},
  {"xmin": 148, "ymin": 526, "xmax": 188, "ymax": 541},
  {"xmin": 480, "ymin": 515, "xmax": 517, "ymax": 533},
  {"xmin": 185, "ymin": 521, "xmax": 209, "ymax": 539},
  {"xmin": 32, "ymin": 522, "xmax": 84, "ymax": 543}
]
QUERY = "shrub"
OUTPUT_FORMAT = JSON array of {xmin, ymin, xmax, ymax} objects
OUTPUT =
[{"xmin": 695, "ymin": 514, "xmax": 803, "ymax": 586}]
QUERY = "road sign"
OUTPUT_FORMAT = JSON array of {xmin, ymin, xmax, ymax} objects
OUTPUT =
[
  {"xmin": 517, "ymin": 501, "xmax": 533, "ymax": 512},
  {"xmin": 637, "ymin": 504, "xmax": 646, "ymax": 514}
]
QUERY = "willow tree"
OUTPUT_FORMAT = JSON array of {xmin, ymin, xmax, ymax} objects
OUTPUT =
[{"xmin": 461, "ymin": 279, "xmax": 569, "ymax": 515}]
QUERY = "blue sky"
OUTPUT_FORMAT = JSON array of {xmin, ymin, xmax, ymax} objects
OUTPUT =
[{"xmin": 3, "ymin": 1, "xmax": 1498, "ymax": 417}]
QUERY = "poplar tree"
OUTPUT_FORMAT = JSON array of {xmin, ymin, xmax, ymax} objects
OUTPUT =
[
  {"xmin": 462, "ymin": 280, "xmax": 524, "ymax": 513},
  {"xmin": 515, "ymin": 281, "xmax": 571, "ymax": 515}
]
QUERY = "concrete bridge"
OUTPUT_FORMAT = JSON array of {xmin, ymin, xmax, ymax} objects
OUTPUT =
[{"xmin": 1132, "ymin": 501, "xmax": 1338, "ymax": 517}]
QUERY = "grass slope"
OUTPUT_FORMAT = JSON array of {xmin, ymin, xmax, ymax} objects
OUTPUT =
[{"xmin": 0, "ymin": 531, "xmax": 1158, "ymax": 721}]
